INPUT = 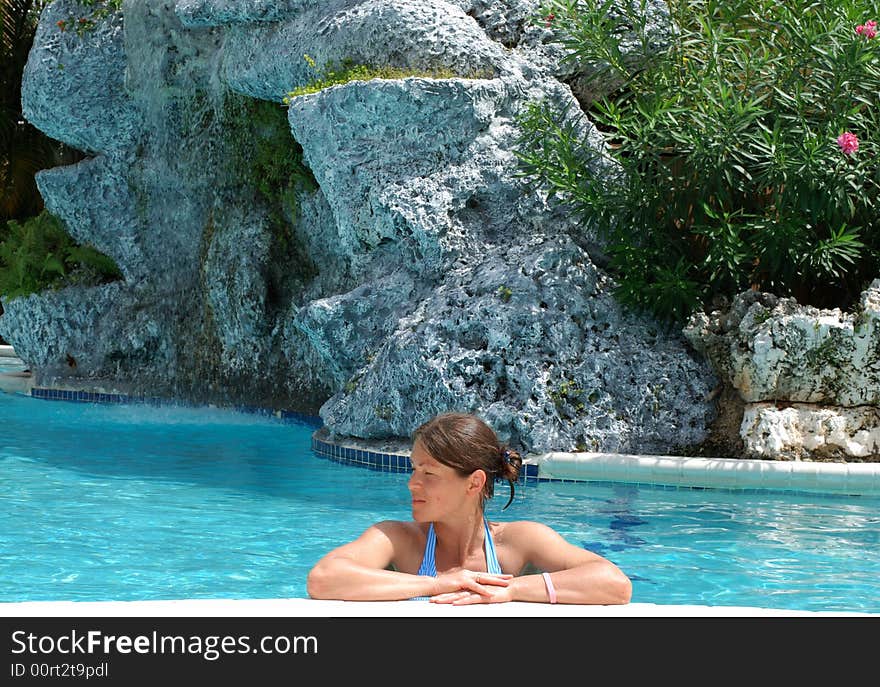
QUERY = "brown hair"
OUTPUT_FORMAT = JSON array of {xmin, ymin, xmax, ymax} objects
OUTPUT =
[{"xmin": 412, "ymin": 412, "xmax": 522, "ymax": 510}]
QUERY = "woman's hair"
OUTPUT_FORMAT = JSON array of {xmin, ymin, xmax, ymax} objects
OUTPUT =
[{"xmin": 412, "ymin": 412, "xmax": 523, "ymax": 510}]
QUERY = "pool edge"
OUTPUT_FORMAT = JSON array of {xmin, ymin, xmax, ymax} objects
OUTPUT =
[
  {"xmin": 0, "ymin": 598, "xmax": 872, "ymax": 617},
  {"xmin": 311, "ymin": 429, "xmax": 880, "ymax": 496}
]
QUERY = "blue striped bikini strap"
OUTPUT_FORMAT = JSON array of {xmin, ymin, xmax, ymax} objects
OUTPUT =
[
  {"xmin": 483, "ymin": 518, "xmax": 503, "ymax": 575},
  {"xmin": 416, "ymin": 523, "xmax": 437, "ymax": 577},
  {"xmin": 416, "ymin": 518, "xmax": 501, "ymax": 578}
]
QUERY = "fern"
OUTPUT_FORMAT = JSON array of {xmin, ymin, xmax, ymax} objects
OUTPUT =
[{"xmin": 0, "ymin": 210, "xmax": 123, "ymax": 299}]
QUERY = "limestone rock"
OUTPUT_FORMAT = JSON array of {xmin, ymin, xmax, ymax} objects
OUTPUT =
[
  {"xmin": 174, "ymin": 0, "xmax": 311, "ymax": 27},
  {"xmin": 742, "ymin": 403, "xmax": 880, "ymax": 462},
  {"xmin": 21, "ymin": 0, "xmax": 138, "ymax": 154},
  {"xmin": 685, "ymin": 281, "xmax": 880, "ymax": 460},
  {"xmin": 685, "ymin": 281, "xmax": 880, "ymax": 406},
  {"xmin": 1, "ymin": 0, "xmax": 717, "ymax": 456},
  {"xmin": 319, "ymin": 235, "xmax": 716, "ymax": 454},
  {"xmin": 0, "ymin": 283, "xmax": 168, "ymax": 387},
  {"xmin": 447, "ymin": 0, "xmax": 674, "ymax": 105}
]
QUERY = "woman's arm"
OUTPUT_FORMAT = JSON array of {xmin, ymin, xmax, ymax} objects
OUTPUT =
[
  {"xmin": 429, "ymin": 521, "xmax": 632, "ymax": 605},
  {"xmin": 306, "ymin": 521, "xmax": 433, "ymax": 600},
  {"xmin": 506, "ymin": 521, "xmax": 632, "ymax": 605},
  {"xmin": 306, "ymin": 521, "xmax": 512, "ymax": 601}
]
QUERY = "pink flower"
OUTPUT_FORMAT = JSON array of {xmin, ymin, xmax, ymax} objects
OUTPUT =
[
  {"xmin": 837, "ymin": 131, "xmax": 859, "ymax": 155},
  {"xmin": 856, "ymin": 20, "xmax": 877, "ymax": 38},
  {"xmin": 544, "ymin": 13, "xmax": 555, "ymax": 28}
]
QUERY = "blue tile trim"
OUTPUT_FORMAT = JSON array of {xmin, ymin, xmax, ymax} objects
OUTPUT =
[
  {"xmin": 29, "ymin": 385, "xmax": 536, "ymax": 480},
  {"xmin": 28, "ymin": 386, "xmax": 323, "ymax": 428},
  {"xmin": 310, "ymin": 431, "xmax": 538, "ymax": 484}
]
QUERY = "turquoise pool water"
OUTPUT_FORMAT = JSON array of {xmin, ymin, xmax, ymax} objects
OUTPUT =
[{"xmin": 1, "ymin": 391, "xmax": 878, "ymax": 613}]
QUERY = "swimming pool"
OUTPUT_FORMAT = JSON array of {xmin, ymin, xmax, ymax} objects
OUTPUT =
[{"xmin": 1, "ymin": 391, "xmax": 878, "ymax": 613}]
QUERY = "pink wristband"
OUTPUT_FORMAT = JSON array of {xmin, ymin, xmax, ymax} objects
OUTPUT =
[{"xmin": 542, "ymin": 572, "xmax": 557, "ymax": 604}]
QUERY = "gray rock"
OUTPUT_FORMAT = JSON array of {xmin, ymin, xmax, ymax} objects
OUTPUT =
[
  {"xmin": 203, "ymin": 201, "xmax": 273, "ymax": 374},
  {"xmin": 35, "ymin": 154, "xmax": 147, "ymax": 282},
  {"xmin": 174, "ymin": 0, "xmax": 315, "ymax": 27},
  {"xmin": 447, "ymin": 0, "xmax": 674, "ymax": 104},
  {"xmin": 221, "ymin": 0, "xmax": 514, "ymax": 103},
  {"xmin": 0, "ymin": 283, "xmax": 168, "ymax": 387},
  {"xmin": 320, "ymin": 234, "xmax": 716, "ymax": 454},
  {"xmin": 21, "ymin": 0, "xmax": 138, "ymax": 154},
  {"xmin": 3, "ymin": 0, "xmax": 719, "ymax": 456}
]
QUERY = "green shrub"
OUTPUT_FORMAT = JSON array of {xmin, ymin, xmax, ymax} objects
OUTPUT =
[
  {"xmin": 219, "ymin": 93, "xmax": 319, "ymax": 278},
  {"xmin": 0, "ymin": 210, "xmax": 123, "ymax": 299},
  {"xmin": 516, "ymin": 0, "xmax": 880, "ymax": 324}
]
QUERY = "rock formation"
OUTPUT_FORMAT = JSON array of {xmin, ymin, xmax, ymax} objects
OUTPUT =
[
  {"xmin": 1, "ymin": 0, "xmax": 720, "ymax": 455},
  {"xmin": 685, "ymin": 281, "xmax": 880, "ymax": 461}
]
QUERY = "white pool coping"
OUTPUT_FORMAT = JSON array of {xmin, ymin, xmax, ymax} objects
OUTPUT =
[
  {"xmin": 527, "ymin": 451, "xmax": 880, "ymax": 495},
  {"xmin": 0, "ymin": 598, "xmax": 871, "ymax": 617}
]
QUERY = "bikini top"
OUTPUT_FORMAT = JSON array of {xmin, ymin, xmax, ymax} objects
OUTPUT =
[{"xmin": 410, "ymin": 518, "xmax": 503, "ymax": 600}]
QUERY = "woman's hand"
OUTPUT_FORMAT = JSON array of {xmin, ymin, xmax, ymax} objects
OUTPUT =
[{"xmin": 429, "ymin": 569, "xmax": 513, "ymax": 604}]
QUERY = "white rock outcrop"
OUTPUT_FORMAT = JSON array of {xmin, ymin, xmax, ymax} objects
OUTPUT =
[{"xmin": 685, "ymin": 281, "xmax": 880, "ymax": 460}]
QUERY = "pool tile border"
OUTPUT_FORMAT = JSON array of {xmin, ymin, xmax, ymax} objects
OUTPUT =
[
  {"xmin": 0, "ymin": 597, "xmax": 868, "ymax": 617},
  {"xmin": 309, "ymin": 430, "xmax": 540, "ymax": 482},
  {"xmin": 13, "ymin": 385, "xmax": 880, "ymax": 496},
  {"xmin": 27, "ymin": 386, "xmax": 322, "ymax": 428}
]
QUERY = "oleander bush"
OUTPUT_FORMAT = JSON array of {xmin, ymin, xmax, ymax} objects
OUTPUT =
[{"xmin": 516, "ymin": 0, "xmax": 880, "ymax": 324}]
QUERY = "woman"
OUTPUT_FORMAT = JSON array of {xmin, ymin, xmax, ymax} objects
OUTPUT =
[{"xmin": 307, "ymin": 412, "xmax": 632, "ymax": 605}]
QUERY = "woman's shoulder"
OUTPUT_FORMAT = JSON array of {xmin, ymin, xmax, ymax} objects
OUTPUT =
[
  {"xmin": 488, "ymin": 520, "xmax": 559, "ymax": 575},
  {"xmin": 489, "ymin": 519, "xmax": 560, "ymax": 543},
  {"xmin": 369, "ymin": 520, "xmax": 428, "ymax": 543},
  {"xmin": 371, "ymin": 519, "xmax": 426, "ymax": 531},
  {"xmin": 371, "ymin": 520, "xmax": 428, "ymax": 573}
]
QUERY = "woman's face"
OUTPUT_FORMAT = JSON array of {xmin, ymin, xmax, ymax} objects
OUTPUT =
[{"xmin": 407, "ymin": 441, "xmax": 472, "ymax": 522}]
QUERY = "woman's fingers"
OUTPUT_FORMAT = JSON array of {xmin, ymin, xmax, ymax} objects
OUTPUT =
[
  {"xmin": 451, "ymin": 592, "xmax": 489, "ymax": 605},
  {"xmin": 433, "ymin": 570, "xmax": 512, "ymax": 599},
  {"xmin": 472, "ymin": 573, "xmax": 513, "ymax": 587},
  {"xmin": 430, "ymin": 572, "xmax": 513, "ymax": 602},
  {"xmin": 430, "ymin": 590, "xmax": 473, "ymax": 604},
  {"xmin": 431, "ymin": 587, "xmax": 509, "ymax": 605},
  {"xmin": 467, "ymin": 573, "xmax": 512, "ymax": 596}
]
